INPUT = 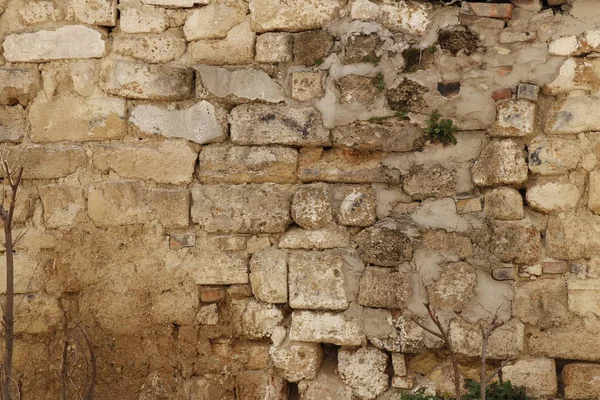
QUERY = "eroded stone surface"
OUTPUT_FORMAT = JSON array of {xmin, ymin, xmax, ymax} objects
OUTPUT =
[
  {"xmin": 332, "ymin": 120, "xmax": 424, "ymax": 152},
  {"xmin": 449, "ymin": 318, "xmax": 524, "ymax": 359},
  {"xmin": 358, "ymin": 267, "xmax": 410, "ymax": 309},
  {"xmin": 66, "ymin": 0, "xmax": 118, "ymax": 26},
  {"xmin": 356, "ymin": 226, "xmax": 413, "ymax": 266},
  {"xmin": 289, "ymin": 311, "xmax": 365, "ymax": 346},
  {"xmin": 299, "ymin": 148, "xmax": 391, "ymax": 183},
  {"xmin": 547, "ymin": 211, "xmax": 600, "ymax": 259},
  {"xmin": 502, "ymin": 359, "xmax": 557, "ymax": 399},
  {"xmin": 250, "ymin": 249, "xmax": 287, "ymax": 304},
  {"xmin": 291, "ymin": 183, "xmax": 333, "ymax": 229},
  {"xmin": 491, "ymin": 100, "xmax": 536, "ymax": 137},
  {"xmin": 0, "ymin": 67, "xmax": 41, "ymax": 106},
  {"xmin": 255, "ymin": 33, "xmax": 292, "ymax": 63},
  {"xmin": 567, "ymin": 280, "xmax": 600, "ymax": 316},
  {"xmin": 546, "ymin": 96, "xmax": 600, "ymax": 135},
  {"xmin": 249, "ymin": 0, "xmax": 340, "ymax": 33},
  {"xmin": 472, "ymin": 140, "xmax": 528, "ymax": 186},
  {"xmin": 112, "ymin": 34, "xmax": 186, "ymax": 63},
  {"xmin": 188, "ymin": 21, "xmax": 255, "ymax": 65},
  {"xmin": 528, "ymin": 136, "xmax": 582, "ymax": 175},
  {"xmin": 513, "ymin": 280, "xmax": 568, "ymax": 329},
  {"xmin": 428, "ymin": 262, "xmax": 477, "ymax": 312},
  {"xmin": 279, "ymin": 226, "xmax": 350, "ymax": 249},
  {"xmin": 333, "ymin": 185, "xmax": 377, "ymax": 226},
  {"xmin": 39, "ymin": 185, "xmax": 85, "ymax": 228},
  {"xmin": 490, "ymin": 220, "xmax": 542, "ymax": 264},
  {"xmin": 183, "ymin": 0, "xmax": 247, "ymax": 41},
  {"xmin": 526, "ymin": 182, "xmax": 580, "ymax": 213},
  {"xmin": 563, "ymin": 363, "xmax": 600, "ymax": 400},
  {"xmin": 338, "ymin": 347, "xmax": 389, "ymax": 399},
  {"xmin": 270, "ymin": 339, "xmax": 323, "ymax": 382},
  {"xmin": 403, "ymin": 164, "xmax": 456, "ymax": 200},
  {"xmin": 0, "ymin": 106, "xmax": 27, "ymax": 142}
]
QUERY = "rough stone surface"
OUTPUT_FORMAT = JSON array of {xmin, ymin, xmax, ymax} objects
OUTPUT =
[
  {"xmin": 39, "ymin": 185, "xmax": 85, "ymax": 228},
  {"xmin": 249, "ymin": 0, "xmax": 340, "ymax": 33},
  {"xmin": 419, "ymin": 231, "xmax": 473, "ymax": 260},
  {"xmin": 491, "ymin": 100, "xmax": 536, "ymax": 137},
  {"xmin": 484, "ymin": 187, "xmax": 524, "ymax": 220},
  {"xmin": 358, "ymin": 267, "xmax": 410, "ymax": 309},
  {"xmin": 289, "ymin": 311, "xmax": 364, "ymax": 346},
  {"xmin": 21, "ymin": 145, "xmax": 87, "ymax": 179},
  {"xmin": 334, "ymin": 185, "xmax": 377, "ymax": 227},
  {"xmin": 291, "ymin": 184, "xmax": 334, "ymax": 229},
  {"xmin": 356, "ymin": 226, "xmax": 413, "ymax": 266},
  {"xmin": 0, "ymin": 106, "xmax": 27, "ymax": 142},
  {"xmin": 112, "ymin": 34, "xmax": 186, "ymax": 63},
  {"xmin": 380, "ymin": 1, "xmax": 430, "ymax": 35},
  {"xmin": 528, "ymin": 136, "xmax": 582, "ymax": 175},
  {"xmin": 255, "ymin": 33, "xmax": 292, "ymax": 63},
  {"xmin": 563, "ymin": 363, "xmax": 600, "ymax": 400},
  {"xmin": 547, "ymin": 211, "xmax": 600, "ymax": 259},
  {"xmin": 188, "ymin": 21, "xmax": 255, "ymax": 65},
  {"xmin": 298, "ymin": 360, "xmax": 354, "ymax": 400},
  {"xmin": 502, "ymin": 359, "xmax": 557, "ymax": 399},
  {"xmin": 270, "ymin": 339, "xmax": 323, "ymax": 382},
  {"xmin": 332, "ymin": 120, "xmax": 424, "ymax": 152},
  {"xmin": 513, "ymin": 280, "xmax": 568, "ymax": 329},
  {"xmin": 235, "ymin": 369, "xmax": 287, "ymax": 399},
  {"xmin": 249, "ymin": 249, "xmax": 288, "ymax": 304},
  {"xmin": 403, "ymin": 164, "xmax": 456, "ymax": 200},
  {"xmin": 472, "ymin": 140, "xmax": 528, "ymax": 186},
  {"xmin": 291, "ymin": 71, "xmax": 324, "ymax": 102},
  {"xmin": 183, "ymin": 0, "xmax": 247, "ymax": 41},
  {"xmin": 279, "ymin": 226, "xmax": 350, "ymax": 249},
  {"xmin": 428, "ymin": 262, "xmax": 478, "ymax": 312},
  {"xmin": 336, "ymin": 75, "xmax": 380, "ymax": 105},
  {"xmin": 66, "ymin": 0, "xmax": 118, "ymax": 26},
  {"xmin": 3, "ymin": 26, "xmax": 106, "ymax": 62},
  {"xmin": 191, "ymin": 185, "xmax": 291, "ymax": 234},
  {"xmin": 546, "ymin": 96, "xmax": 600, "ymax": 135},
  {"xmin": 449, "ymin": 318, "xmax": 524, "ymax": 359},
  {"xmin": 0, "ymin": 67, "xmax": 41, "ymax": 106},
  {"xmin": 338, "ymin": 347, "xmax": 389, "ymax": 399},
  {"xmin": 567, "ymin": 280, "xmax": 600, "ymax": 316},
  {"xmin": 120, "ymin": 5, "xmax": 168, "ymax": 33},
  {"xmin": 490, "ymin": 220, "xmax": 542, "ymax": 264},
  {"xmin": 588, "ymin": 170, "xmax": 600, "ymax": 214},
  {"xmin": 298, "ymin": 148, "xmax": 391, "ymax": 183},
  {"xmin": 293, "ymin": 30, "xmax": 335, "ymax": 66},
  {"xmin": 142, "ymin": 0, "xmax": 209, "ymax": 6},
  {"xmin": 545, "ymin": 58, "xmax": 600, "ymax": 95},
  {"xmin": 231, "ymin": 299, "xmax": 284, "ymax": 339},
  {"xmin": 526, "ymin": 182, "xmax": 580, "ymax": 213}
]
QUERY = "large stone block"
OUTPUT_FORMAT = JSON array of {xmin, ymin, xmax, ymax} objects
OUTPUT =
[
  {"xmin": 279, "ymin": 226, "xmax": 350, "ymax": 250},
  {"xmin": 502, "ymin": 359, "xmax": 557, "ymax": 399},
  {"xmin": 188, "ymin": 21, "xmax": 255, "ymax": 65},
  {"xmin": 230, "ymin": 104, "xmax": 330, "ymax": 146},
  {"xmin": 428, "ymin": 262, "xmax": 477, "ymax": 313},
  {"xmin": 0, "ymin": 67, "xmax": 41, "ymax": 106},
  {"xmin": 332, "ymin": 120, "xmax": 424, "ymax": 152},
  {"xmin": 490, "ymin": 220, "xmax": 542, "ymax": 264},
  {"xmin": 545, "ymin": 58, "xmax": 600, "ymax": 95},
  {"xmin": 472, "ymin": 140, "xmax": 528, "ymax": 186},
  {"xmin": 99, "ymin": 59, "xmax": 193, "ymax": 100},
  {"xmin": 66, "ymin": 0, "xmax": 118, "ymax": 26},
  {"xmin": 29, "ymin": 96, "xmax": 126, "ymax": 143},
  {"xmin": 2, "ymin": 26, "xmax": 106, "ymax": 62},
  {"xmin": 298, "ymin": 359, "xmax": 354, "ymax": 400},
  {"xmin": 358, "ymin": 267, "xmax": 410, "ymax": 309},
  {"xmin": 0, "ymin": 106, "xmax": 27, "ymax": 142},
  {"xmin": 403, "ymin": 164, "xmax": 456, "ymax": 200},
  {"xmin": 249, "ymin": 249, "xmax": 288, "ymax": 304},
  {"xmin": 294, "ymin": 30, "xmax": 334, "ymax": 66},
  {"xmin": 39, "ymin": 185, "xmax": 85, "ymax": 229},
  {"xmin": 338, "ymin": 346, "xmax": 389, "ymax": 399},
  {"xmin": 528, "ymin": 318, "xmax": 600, "ymax": 361},
  {"xmin": 490, "ymin": 100, "xmax": 536, "ymax": 137},
  {"xmin": 526, "ymin": 182, "xmax": 580, "ymax": 213},
  {"xmin": 546, "ymin": 95, "xmax": 600, "ymax": 134},
  {"xmin": 88, "ymin": 180, "xmax": 189, "ymax": 228},
  {"xmin": 547, "ymin": 211, "xmax": 600, "ymax": 259},
  {"xmin": 289, "ymin": 310, "xmax": 365, "ymax": 346},
  {"xmin": 418, "ymin": 231, "xmax": 473, "ymax": 260},
  {"xmin": 198, "ymin": 145, "xmax": 297, "ymax": 184},
  {"xmin": 449, "ymin": 318, "xmax": 524, "ymax": 359},
  {"xmin": 528, "ymin": 136, "xmax": 582, "ymax": 175},
  {"xmin": 112, "ymin": 34, "xmax": 186, "ymax": 63},
  {"xmin": 513, "ymin": 280, "xmax": 568, "ymax": 328},
  {"xmin": 231, "ymin": 299, "xmax": 284, "ymax": 339},
  {"xmin": 255, "ymin": 33, "xmax": 293, "ymax": 63},
  {"xmin": 270, "ymin": 339, "xmax": 323, "ymax": 382},
  {"xmin": 288, "ymin": 251, "xmax": 350, "ymax": 310},
  {"xmin": 249, "ymin": 0, "xmax": 340, "ymax": 32},
  {"xmin": 183, "ymin": 0, "xmax": 247, "ymax": 40},
  {"xmin": 120, "ymin": 5, "xmax": 168, "ymax": 33},
  {"xmin": 291, "ymin": 184, "xmax": 333, "ymax": 229},
  {"xmin": 567, "ymin": 280, "xmax": 600, "ymax": 316},
  {"xmin": 235, "ymin": 370, "xmax": 287, "ymax": 400},
  {"xmin": 333, "ymin": 185, "xmax": 376, "ymax": 227},
  {"xmin": 191, "ymin": 185, "xmax": 291, "ymax": 234},
  {"xmin": 356, "ymin": 225, "xmax": 413, "ymax": 267},
  {"xmin": 563, "ymin": 363, "xmax": 600, "ymax": 400},
  {"xmin": 291, "ymin": 71, "xmax": 324, "ymax": 101},
  {"xmin": 129, "ymin": 101, "xmax": 225, "ymax": 145},
  {"xmin": 21, "ymin": 145, "xmax": 87, "ymax": 179},
  {"xmin": 484, "ymin": 187, "xmax": 524, "ymax": 220},
  {"xmin": 92, "ymin": 141, "xmax": 198, "ymax": 184},
  {"xmin": 380, "ymin": 2, "xmax": 430, "ymax": 35},
  {"xmin": 298, "ymin": 148, "xmax": 392, "ymax": 183}
]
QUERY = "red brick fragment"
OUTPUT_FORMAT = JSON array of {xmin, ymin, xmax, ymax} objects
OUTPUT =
[
  {"xmin": 542, "ymin": 260, "xmax": 568, "ymax": 274},
  {"xmin": 491, "ymin": 88, "xmax": 512, "ymax": 101},
  {"xmin": 462, "ymin": 3, "xmax": 514, "ymax": 19},
  {"xmin": 200, "ymin": 289, "xmax": 226, "ymax": 303}
]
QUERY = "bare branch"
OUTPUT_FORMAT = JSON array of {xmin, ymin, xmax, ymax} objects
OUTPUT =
[{"xmin": 410, "ymin": 317, "xmax": 444, "ymax": 339}]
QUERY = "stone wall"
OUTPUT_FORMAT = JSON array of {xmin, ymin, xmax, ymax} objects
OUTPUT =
[{"xmin": 1, "ymin": 0, "xmax": 600, "ymax": 398}]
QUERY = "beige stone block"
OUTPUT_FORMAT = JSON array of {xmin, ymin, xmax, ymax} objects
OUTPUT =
[
  {"xmin": 456, "ymin": 198, "xmax": 482, "ymax": 214},
  {"xmin": 88, "ymin": 180, "xmax": 189, "ymax": 228},
  {"xmin": 289, "ymin": 310, "xmax": 365, "ymax": 346},
  {"xmin": 502, "ymin": 358, "xmax": 556, "ymax": 399},
  {"xmin": 20, "ymin": 145, "xmax": 87, "ymax": 179},
  {"xmin": 142, "ymin": 0, "xmax": 209, "ymax": 6},
  {"xmin": 590, "ymin": 170, "xmax": 600, "ymax": 214},
  {"xmin": 379, "ymin": 2, "xmax": 430, "ymax": 35},
  {"xmin": 198, "ymin": 145, "xmax": 297, "ymax": 184},
  {"xmin": 567, "ymin": 280, "xmax": 600, "ymax": 316},
  {"xmin": 418, "ymin": 231, "xmax": 473, "ymax": 260},
  {"xmin": 527, "ymin": 182, "xmax": 580, "ymax": 213},
  {"xmin": 513, "ymin": 279, "xmax": 568, "ymax": 328},
  {"xmin": 0, "ymin": 253, "xmax": 41, "ymax": 294},
  {"xmin": 120, "ymin": 5, "xmax": 168, "ymax": 33},
  {"xmin": 183, "ymin": 0, "xmax": 247, "ymax": 40},
  {"xmin": 392, "ymin": 353, "xmax": 407, "ymax": 376},
  {"xmin": 403, "ymin": 164, "xmax": 456, "ymax": 200},
  {"xmin": 92, "ymin": 141, "xmax": 197, "ymax": 185},
  {"xmin": 231, "ymin": 298, "xmax": 284, "ymax": 339},
  {"xmin": 217, "ymin": 236, "xmax": 247, "ymax": 251},
  {"xmin": 112, "ymin": 33, "xmax": 186, "ymax": 63},
  {"xmin": 39, "ymin": 185, "xmax": 85, "ymax": 228},
  {"xmin": 358, "ymin": 267, "xmax": 410, "ymax": 309},
  {"xmin": 299, "ymin": 148, "xmax": 392, "ymax": 183},
  {"xmin": 249, "ymin": 0, "xmax": 340, "ymax": 33},
  {"xmin": 449, "ymin": 318, "xmax": 524, "ymax": 359},
  {"xmin": 338, "ymin": 347, "xmax": 389, "ymax": 399},
  {"xmin": 270, "ymin": 339, "xmax": 323, "ymax": 382},
  {"xmin": 0, "ymin": 67, "xmax": 41, "ymax": 106},
  {"xmin": 528, "ymin": 136, "xmax": 582, "ymax": 175},
  {"xmin": 491, "ymin": 100, "xmax": 535, "ymax": 137},
  {"xmin": 428, "ymin": 262, "xmax": 477, "ymax": 313},
  {"xmin": 351, "ymin": 0, "xmax": 380, "ymax": 21},
  {"xmin": 66, "ymin": 0, "xmax": 118, "ymax": 26},
  {"xmin": 528, "ymin": 318, "xmax": 600, "ymax": 361},
  {"xmin": 545, "ymin": 58, "xmax": 600, "ymax": 95},
  {"xmin": 250, "ymin": 249, "xmax": 287, "ymax": 304},
  {"xmin": 235, "ymin": 369, "xmax": 287, "ymax": 400},
  {"xmin": 279, "ymin": 226, "xmax": 350, "ymax": 250},
  {"xmin": 291, "ymin": 71, "xmax": 324, "ymax": 102},
  {"xmin": 0, "ymin": 106, "xmax": 27, "ymax": 142},
  {"xmin": 298, "ymin": 359, "xmax": 354, "ymax": 400},
  {"xmin": 333, "ymin": 185, "xmax": 376, "ymax": 226},
  {"xmin": 472, "ymin": 140, "xmax": 528, "ymax": 186},
  {"xmin": 563, "ymin": 363, "xmax": 600, "ymax": 399},
  {"xmin": 255, "ymin": 32, "xmax": 293, "ymax": 63},
  {"xmin": 197, "ymin": 304, "xmax": 219, "ymax": 325},
  {"xmin": 188, "ymin": 20, "xmax": 255, "ymax": 65},
  {"xmin": 484, "ymin": 187, "xmax": 524, "ymax": 220},
  {"xmin": 356, "ymin": 225, "xmax": 413, "ymax": 266},
  {"xmin": 336, "ymin": 74, "xmax": 379, "ymax": 104},
  {"xmin": 333, "ymin": 120, "xmax": 424, "ymax": 152},
  {"xmin": 490, "ymin": 220, "xmax": 542, "ymax": 264},
  {"xmin": 546, "ymin": 95, "xmax": 600, "ymax": 135},
  {"xmin": 291, "ymin": 183, "xmax": 333, "ymax": 229},
  {"xmin": 547, "ymin": 211, "xmax": 600, "ymax": 259}
]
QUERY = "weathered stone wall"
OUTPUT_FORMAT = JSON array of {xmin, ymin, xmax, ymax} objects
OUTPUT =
[{"xmin": 1, "ymin": 0, "xmax": 600, "ymax": 398}]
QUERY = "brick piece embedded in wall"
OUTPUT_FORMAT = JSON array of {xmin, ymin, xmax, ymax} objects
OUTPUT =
[{"xmin": 460, "ymin": 2, "xmax": 514, "ymax": 19}]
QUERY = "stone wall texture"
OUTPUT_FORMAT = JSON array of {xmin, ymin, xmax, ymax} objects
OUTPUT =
[{"xmin": 1, "ymin": 0, "xmax": 600, "ymax": 398}]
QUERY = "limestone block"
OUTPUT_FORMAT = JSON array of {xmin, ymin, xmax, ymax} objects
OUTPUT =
[
  {"xmin": 218, "ymin": 236, "xmax": 247, "ymax": 251},
  {"xmin": 188, "ymin": 21, "xmax": 255, "ymax": 65},
  {"xmin": 288, "ymin": 251, "xmax": 350, "ymax": 310},
  {"xmin": 29, "ymin": 95, "xmax": 125, "ymax": 143},
  {"xmin": 351, "ymin": 0, "xmax": 380, "ymax": 20},
  {"xmin": 21, "ymin": 145, "xmax": 87, "ymax": 179},
  {"xmin": 546, "ymin": 95, "xmax": 600, "ymax": 135},
  {"xmin": 472, "ymin": 140, "xmax": 528, "ymax": 186},
  {"xmin": 491, "ymin": 100, "xmax": 535, "ymax": 137},
  {"xmin": 484, "ymin": 188, "xmax": 524, "ymax": 220},
  {"xmin": 502, "ymin": 359, "xmax": 556, "ymax": 399},
  {"xmin": 548, "ymin": 35, "xmax": 579, "ymax": 56},
  {"xmin": 336, "ymin": 75, "xmax": 379, "ymax": 104},
  {"xmin": 528, "ymin": 318, "xmax": 600, "ymax": 361},
  {"xmin": 567, "ymin": 280, "xmax": 600, "ymax": 316},
  {"xmin": 379, "ymin": 1, "xmax": 430, "ymax": 35},
  {"xmin": 235, "ymin": 370, "xmax": 287, "ymax": 400},
  {"xmin": 249, "ymin": 0, "xmax": 340, "ymax": 33},
  {"xmin": 270, "ymin": 339, "xmax": 323, "ymax": 382},
  {"xmin": 142, "ymin": 0, "xmax": 209, "ymax": 6},
  {"xmin": 299, "ymin": 148, "xmax": 391, "ymax": 183},
  {"xmin": 589, "ymin": 170, "xmax": 600, "ymax": 214},
  {"xmin": 358, "ymin": 267, "xmax": 410, "ymax": 309},
  {"xmin": 418, "ymin": 231, "xmax": 473, "ymax": 260},
  {"xmin": 526, "ymin": 182, "xmax": 580, "ymax": 213},
  {"xmin": 456, "ymin": 198, "xmax": 482, "ymax": 214},
  {"xmin": 548, "ymin": 30, "xmax": 600, "ymax": 56},
  {"xmin": 2, "ymin": 26, "xmax": 106, "ymax": 62},
  {"xmin": 356, "ymin": 226, "xmax": 413, "ymax": 266},
  {"xmin": 99, "ymin": 58, "xmax": 193, "ymax": 100},
  {"xmin": 129, "ymin": 101, "xmax": 225, "ymax": 145},
  {"xmin": 230, "ymin": 104, "xmax": 330, "ymax": 146},
  {"xmin": 298, "ymin": 359, "xmax": 354, "ymax": 400},
  {"xmin": 0, "ymin": 67, "xmax": 41, "ymax": 106},
  {"xmin": 250, "ymin": 249, "xmax": 288, "ymax": 304},
  {"xmin": 112, "ymin": 34, "xmax": 186, "ymax": 63},
  {"xmin": 195, "ymin": 65, "xmax": 285, "ymax": 103},
  {"xmin": 120, "ymin": 5, "xmax": 168, "ymax": 33},
  {"xmin": 528, "ymin": 136, "xmax": 582, "ymax": 175},
  {"xmin": 191, "ymin": 185, "xmax": 291, "ymax": 234},
  {"xmin": 344, "ymin": 33, "xmax": 382, "ymax": 64},
  {"xmin": 66, "ymin": 0, "xmax": 118, "ymax": 26},
  {"xmin": 563, "ymin": 363, "xmax": 600, "ymax": 400},
  {"xmin": 289, "ymin": 310, "xmax": 365, "ymax": 346},
  {"xmin": 88, "ymin": 180, "xmax": 189, "ymax": 228},
  {"xmin": 92, "ymin": 141, "xmax": 198, "ymax": 184},
  {"xmin": 255, "ymin": 33, "xmax": 293, "ymax": 63},
  {"xmin": 279, "ymin": 226, "xmax": 350, "ymax": 249},
  {"xmin": 39, "ymin": 185, "xmax": 84, "ymax": 229},
  {"xmin": 333, "ymin": 185, "xmax": 376, "ymax": 226},
  {"xmin": 547, "ymin": 211, "xmax": 600, "ymax": 259},
  {"xmin": 291, "ymin": 71, "xmax": 324, "ymax": 102},
  {"xmin": 369, "ymin": 315, "xmax": 426, "ymax": 354},
  {"xmin": 428, "ymin": 262, "xmax": 477, "ymax": 313},
  {"xmin": 449, "ymin": 318, "xmax": 524, "ymax": 359},
  {"xmin": 403, "ymin": 164, "xmax": 456, "ymax": 200},
  {"xmin": 500, "ymin": 31, "xmax": 536, "ymax": 44},
  {"xmin": 545, "ymin": 58, "xmax": 600, "ymax": 95},
  {"xmin": 392, "ymin": 376, "xmax": 415, "ymax": 389},
  {"xmin": 183, "ymin": 0, "xmax": 247, "ymax": 40},
  {"xmin": 0, "ymin": 106, "xmax": 27, "ymax": 142},
  {"xmin": 392, "ymin": 353, "xmax": 407, "ymax": 376},
  {"xmin": 513, "ymin": 280, "xmax": 568, "ymax": 328},
  {"xmin": 338, "ymin": 347, "xmax": 389, "ymax": 399},
  {"xmin": 291, "ymin": 184, "xmax": 333, "ymax": 229},
  {"xmin": 231, "ymin": 299, "xmax": 284, "ymax": 339},
  {"xmin": 17, "ymin": 1, "xmax": 64, "ymax": 24},
  {"xmin": 490, "ymin": 220, "xmax": 541, "ymax": 264},
  {"xmin": 332, "ymin": 120, "xmax": 424, "ymax": 152},
  {"xmin": 197, "ymin": 304, "xmax": 219, "ymax": 325},
  {"xmin": 294, "ymin": 30, "xmax": 334, "ymax": 65},
  {"xmin": 198, "ymin": 145, "xmax": 297, "ymax": 184}
]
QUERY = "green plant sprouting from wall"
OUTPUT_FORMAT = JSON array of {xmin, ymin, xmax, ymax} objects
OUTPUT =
[{"xmin": 426, "ymin": 110, "xmax": 458, "ymax": 145}]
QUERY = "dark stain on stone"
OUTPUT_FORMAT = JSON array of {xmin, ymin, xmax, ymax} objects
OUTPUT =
[
  {"xmin": 438, "ymin": 27, "xmax": 479, "ymax": 56},
  {"xmin": 529, "ymin": 146, "xmax": 542, "ymax": 166}
]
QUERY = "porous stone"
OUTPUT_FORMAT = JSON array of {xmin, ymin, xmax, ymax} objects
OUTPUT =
[
  {"xmin": 2, "ymin": 26, "xmax": 106, "ymax": 62},
  {"xmin": 546, "ymin": 95, "xmax": 600, "ymax": 135},
  {"xmin": 112, "ymin": 34, "xmax": 186, "ymax": 63},
  {"xmin": 188, "ymin": 21, "xmax": 255, "ymax": 65},
  {"xmin": 120, "ymin": 5, "xmax": 168, "ymax": 33},
  {"xmin": 142, "ymin": 0, "xmax": 209, "ymax": 6},
  {"xmin": 563, "ymin": 363, "xmax": 600, "ymax": 400},
  {"xmin": 338, "ymin": 347, "xmax": 389, "ymax": 399},
  {"xmin": 472, "ymin": 140, "xmax": 528, "ymax": 186},
  {"xmin": 288, "ymin": 251, "xmax": 350, "ymax": 310},
  {"xmin": 528, "ymin": 136, "xmax": 582, "ymax": 175},
  {"xmin": 289, "ymin": 311, "xmax": 365, "ymax": 346},
  {"xmin": 0, "ymin": 67, "xmax": 41, "ymax": 106},
  {"xmin": 235, "ymin": 370, "xmax": 287, "ymax": 400},
  {"xmin": 334, "ymin": 185, "xmax": 377, "ymax": 227},
  {"xmin": 249, "ymin": 249, "xmax": 288, "ymax": 304},
  {"xmin": 490, "ymin": 220, "xmax": 542, "ymax": 264},
  {"xmin": 298, "ymin": 148, "xmax": 391, "ymax": 183},
  {"xmin": 39, "ymin": 185, "xmax": 85, "ymax": 228},
  {"xmin": 403, "ymin": 164, "xmax": 456, "ymax": 200},
  {"xmin": 428, "ymin": 262, "xmax": 477, "ymax": 313},
  {"xmin": 270, "ymin": 339, "xmax": 323, "ymax": 382},
  {"xmin": 526, "ymin": 182, "xmax": 580, "ymax": 213},
  {"xmin": 291, "ymin": 71, "xmax": 324, "ymax": 102},
  {"xmin": 380, "ymin": 1, "xmax": 430, "ymax": 35},
  {"xmin": 588, "ymin": 170, "xmax": 600, "ymax": 214},
  {"xmin": 197, "ymin": 304, "xmax": 219, "ymax": 325},
  {"xmin": 332, "ymin": 120, "xmax": 424, "ymax": 152},
  {"xmin": 350, "ymin": 0, "xmax": 379, "ymax": 21},
  {"xmin": 449, "ymin": 318, "xmax": 524, "ymax": 359},
  {"xmin": 392, "ymin": 376, "xmax": 415, "ymax": 389},
  {"xmin": 66, "ymin": 0, "xmax": 118, "ymax": 26},
  {"xmin": 129, "ymin": 101, "xmax": 225, "ymax": 144},
  {"xmin": 231, "ymin": 299, "xmax": 284, "ymax": 339},
  {"xmin": 344, "ymin": 33, "xmax": 382, "ymax": 64},
  {"xmin": 21, "ymin": 145, "xmax": 87, "ymax": 179},
  {"xmin": 513, "ymin": 280, "xmax": 568, "ymax": 329},
  {"xmin": 99, "ymin": 58, "xmax": 193, "ymax": 100},
  {"xmin": 255, "ymin": 33, "xmax": 293, "ymax": 63},
  {"xmin": 249, "ymin": 0, "xmax": 340, "ymax": 33},
  {"xmin": 356, "ymin": 226, "xmax": 413, "ymax": 266},
  {"xmin": 419, "ymin": 231, "xmax": 473, "ymax": 260},
  {"xmin": 528, "ymin": 318, "xmax": 600, "ymax": 361},
  {"xmin": 0, "ymin": 106, "xmax": 27, "ymax": 142},
  {"xmin": 291, "ymin": 184, "xmax": 333, "ymax": 229},
  {"xmin": 358, "ymin": 267, "xmax": 410, "ymax": 309},
  {"xmin": 547, "ymin": 211, "xmax": 600, "ymax": 259},
  {"xmin": 392, "ymin": 353, "xmax": 407, "ymax": 376},
  {"xmin": 195, "ymin": 65, "xmax": 285, "ymax": 103},
  {"xmin": 230, "ymin": 104, "xmax": 330, "ymax": 146},
  {"xmin": 336, "ymin": 75, "xmax": 380, "ymax": 104},
  {"xmin": 279, "ymin": 226, "xmax": 350, "ymax": 249},
  {"xmin": 567, "ymin": 280, "xmax": 600, "ymax": 316},
  {"xmin": 455, "ymin": 198, "xmax": 482, "ymax": 214},
  {"xmin": 183, "ymin": 0, "xmax": 247, "ymax": 40},
  {"xmin": 298, "ymin": 360, "xmax": 355, "ymax": 400},
  {"xmin": 544, "ymin": 58, "xmax": 600, "ymax": 95},
  {"xmin": 88, "ymin": 180, "xmax": 189, "ymax": 228},
  {"xmin": 484, "ymin": 188, "xmax": 524, "ymax": 220},
  {"xmin": 491, "ymin": 100, "xmax": 536, "ymax": 138},
  {"xmin": 548, "ymin": 35, "xmax": 579, "ymax": 56},
  {"xmin": 191, "ymin": 185, "xmax": 291, "ymax": 234},
  {"xmin": 500, "ymin": 31, "xmax": 536, "ymax": 44},
  {"xmin": 92, "ymin": 141, "xmax": 197, "ymax": 184},
  {"xmin": 502, "ymin": 359, "xmax": 557, "ymax": 399},
  {"xmin": 198, "ymin": 145, "xmax": 297, "ymax": 184}
]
